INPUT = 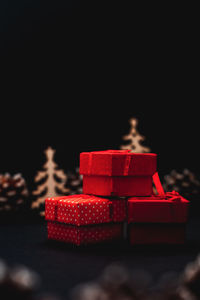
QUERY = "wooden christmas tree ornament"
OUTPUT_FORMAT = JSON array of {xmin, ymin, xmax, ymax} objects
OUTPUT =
[
  {"xmin": 120, "ymin": 118, "xmax": 150, "ymax": 153},
  {"xmin": 32, "ymin": 147, "xmax": 69, "ymax": 214}
]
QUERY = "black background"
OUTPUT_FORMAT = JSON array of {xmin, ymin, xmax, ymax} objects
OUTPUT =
[
  {"xmin": 0, "ymin": 2, "xmax": 199, "ymax": 195},
  {"xmin": 1, "ymin": 2, "xmax": 199, "ymax": 188}
]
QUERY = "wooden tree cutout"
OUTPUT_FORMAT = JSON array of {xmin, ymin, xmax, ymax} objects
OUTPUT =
[
  {"xmin": 32, "ymin": 146, "xmax": 69, "ymax": 211},
  {"xmin": 120, "ymin": 118, "xmax": 151, "ymax": 153}
]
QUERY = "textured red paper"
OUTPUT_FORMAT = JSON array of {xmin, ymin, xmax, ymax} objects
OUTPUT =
[
  {"xmin": 47, "ymin": 221, "xmax": 123, "ymax": 245},
  {"xmin": 80, "ymin": 150, "xmax": 157, "ymax": 176},
  {"xmin": 45, "ymin": 196, "xmax": 69, "ymax": 221},
  {"xmin": 45, "ymin": 194, "xmax": 126, "ymax": 226},
  {"xmin": 112, "ymin": 199, "xmax": 127, "ymax": 222},
  {"xmin": 128, "ymin": 193, "xmax": 189, "ymax": 223},
  {"xmin": 83, "ymin": 175, "xmax": 153, "ymax": 197},
  {"xmin": 129, "ymin": 224, "xmax": 186, "ymax": 244}
]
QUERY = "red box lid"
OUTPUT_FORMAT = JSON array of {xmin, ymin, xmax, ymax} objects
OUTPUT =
[
  {"xmin": 45, "ymin": 194, "xmax": 126, "ymax": 226},
  {"xmin": 79, "ymin": 150, "xmax": 157, "ymax": 176}
]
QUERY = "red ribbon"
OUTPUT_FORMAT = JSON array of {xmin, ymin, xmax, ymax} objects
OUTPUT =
[
  {"xmin": 123, "ymin": 154, "xmax": 132, "ymax": 176},
  {"xmin": 87, "ymin": 150, "xmax": 130, "ymax": 175},
  {"xmin": 153, "ymin": 172, "xmax": 165, "ymax": 196},
  {"xmin": 88, "ymin": 152, "xmax": 93, "ymax": 174}
]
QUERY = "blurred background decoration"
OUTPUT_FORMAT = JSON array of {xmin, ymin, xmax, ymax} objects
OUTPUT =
[
  {"xmin": 65, "ymin": 168, "xmax": 83, "ymax": 196},
  {"xmin": 163, "ymin": 169, "xmax": 200, "ymax": 212},
  {"xmin": 0, "ymin": 259, "xmax": 56, "ymax": 300},
  {"xmin": 32, "ymin": 146, "xmax": 70, "ymax": 216},
  {"xmin": 0, "ymin": 173, "xmax": 29, "ymax": 214},
  {"xmin": 120, "ymin": 118, "xmax": 151, "ymax": 153},
  {"xmin": 32, "ymin": 147, "xmax": 83, "ymax": 216},
  {"xmin": 1, "ymin": 255, "xmax": 200, "ymax": 300},
  {"xmin": 71, "ymin": 257, "xmax": 200, "ymax": 300}
]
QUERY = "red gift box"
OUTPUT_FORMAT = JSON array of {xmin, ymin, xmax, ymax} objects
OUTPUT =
[
  {"xmin": 129, "ymin": 224, "xmax": 186, "ymax": 245},
  {"xmin": 47, "ymin": 221, "xmax": 123, "ymax": 245},
  {"xmin": 45, "ymin": 194, "xmax": 126, "ymax": 226},
  {"xmin": 128, "ymin": 193, "xmax": 189, "ymax": 224},
  {"xmin": 83, "ymin": 175, "xmax": 153, "ymax": 197},
  {"xmin": 80, "ymin": 150, "xmax": 157, "ymax": 197}
]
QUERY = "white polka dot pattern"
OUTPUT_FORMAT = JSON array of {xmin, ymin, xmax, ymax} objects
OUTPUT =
[
  {"xmin": 45, "ymin": 194, "xmax": 127, "ymax": 226},
  {"xmin": 47, "ymin": 221, "xmax": 123, "ymax": 245},
  {"xmin": 112, "ymin": 199, "xmax": 126, "ymax": 222},
  {"xmin": 45, "ymin": 196, "xmax": 69, "ymax": 221},
  {"xmin": 57, "ymin": 194, "xmax": 111, "ymax": 226}
]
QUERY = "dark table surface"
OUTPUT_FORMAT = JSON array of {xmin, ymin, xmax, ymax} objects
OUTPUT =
[{"xmin": 0, "ymin": 217, "xmax": 200, "ymax": 299}]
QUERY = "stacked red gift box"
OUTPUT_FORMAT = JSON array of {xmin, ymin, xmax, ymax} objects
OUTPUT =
[{"xmin": 45, "ymin": 150, "xmax": 189, "ymax": 245}]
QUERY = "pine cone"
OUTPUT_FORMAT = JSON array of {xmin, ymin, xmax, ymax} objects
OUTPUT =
[
  {"xmin": 71, "ymin": 264, "xmax": 151, "ymax": 300},
  {"xmin": 0, "ymin": 173, "xmax": 29, "ymax": 212},
  {"xmin": 163, "ymin": 169, "xmax": 200, "ymax": 200},
  {"xmin": 0, "ymin": 259, "xmax": 39, "ymax": 300},
  {"xmin": 66, "ymin": 168, "xmax": 83, "ymax": 195},
  {"xmin": 0, "ymin": 259, "xmax": 61, "ymax": 300},
  {"xmin": 179, "ymin": 255, "xmax": 200, "ymax": 300}
]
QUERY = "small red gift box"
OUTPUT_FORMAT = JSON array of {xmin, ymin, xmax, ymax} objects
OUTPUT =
[
  {"xmin": 45, "ymin": 194, "xmax": 126, "ymax": 226},
  {"xmin": 128, "ymin": 192, "xmax": 189, "ymax": 224},
  {"xmin": 80, "ymin": 150, "xmax": 157, "ymax": 197},
  {"xmin": 129, "ymin": 224, "xmax": 186, "ymax": 245},
  {"xmin": 47, "ymin": 221, "xmax": 123, "ymax": 245}
]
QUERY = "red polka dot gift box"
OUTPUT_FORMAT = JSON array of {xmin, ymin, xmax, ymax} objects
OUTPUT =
[
  {"xmin": 47, "ymin": 221, "xmax": 123, "ymax": 246},
  {"xmin": 45, "ymin": 194, "xmax": 126, "ymax": 226},
  {"xmin": 79, "ymin": 150, "xmax": 157, "ymax": 197}
]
